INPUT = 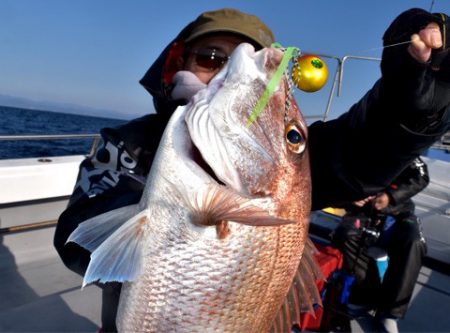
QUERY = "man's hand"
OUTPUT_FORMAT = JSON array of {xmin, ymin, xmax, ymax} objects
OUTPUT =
[
  {"xmin": 372, "ymin": 192, "xmax": 390, "ymax": 210},
  {"xmin": 352, "ymin": 193, "xmax": 390, "ymax": 210},
  {"xmin": 409, "ymin": 22, "xmax": 443, "ymax": 63},
  {"xmin": 352, "ymin": 196, "xmax": 375, "ymax": 207}
]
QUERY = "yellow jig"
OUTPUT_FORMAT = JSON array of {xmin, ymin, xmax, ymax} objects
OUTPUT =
[{"xmin": 291, "ymin": 54, "xmax": 328, "ymax": 92}]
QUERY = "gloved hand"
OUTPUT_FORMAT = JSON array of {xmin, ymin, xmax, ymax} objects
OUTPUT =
[
  {"xmin": 408, "ymin": 22, "xmax": 442, "ymax": 62},
  {"xmin": 382, "ymin": 8, "xmax": 449, "ymax": 78},
  {"xmin": 431, "ymin": 12, "xmax": 450, "ymax": 81},
  {"xmin": 380, "ymin": 8, "xmax": 449, "ymax": 133}
]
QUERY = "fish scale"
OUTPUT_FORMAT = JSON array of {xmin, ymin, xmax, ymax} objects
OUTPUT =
[{"xmin": 116, "ymin": 223, "xmax": 305, "ymax": 331}]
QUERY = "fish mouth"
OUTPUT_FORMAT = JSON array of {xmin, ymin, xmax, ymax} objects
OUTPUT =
[
  {"xmin": 183, "ymin": 70, "xmax": 230, "ymax": 188},
  {"xmin": 190, "ymin": 139, "xmax": 225, "ymax": 186}
]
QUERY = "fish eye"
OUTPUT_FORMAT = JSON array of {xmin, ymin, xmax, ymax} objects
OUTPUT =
[{"xmin": 285, "ymin": 123, "xmax": 306, "ymax": 154}]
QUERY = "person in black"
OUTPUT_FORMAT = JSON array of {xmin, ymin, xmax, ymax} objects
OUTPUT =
[
  {"xmin": 53, "ymin": 8, "xmax": 449, "ymax": 332},
  {"xmin": 332, "ymin": 157, "xmax": 429, "ymax": 332}
]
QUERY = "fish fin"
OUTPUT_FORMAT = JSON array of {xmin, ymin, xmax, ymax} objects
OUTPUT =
[
  {"xmin": 187, "ymin": 184, "xmax": 297, "ymax": 227},
  {"xmin": 271, "ymin": 238, "xmax": 324, "ymax": 332},
  {"xmin": 67, "ymin": 204, "xmax": 139, "ymax": 252},
  {"xmin": 82, "ymin": 209, "xmax": 149, "ymax": 287}
]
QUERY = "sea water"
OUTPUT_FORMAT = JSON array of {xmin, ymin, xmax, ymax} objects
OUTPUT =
[{"xmin": 0, "ymin": 106, "xmax": 128, "ymax": 159}]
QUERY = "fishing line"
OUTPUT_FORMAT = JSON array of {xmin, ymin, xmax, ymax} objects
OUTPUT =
[
  {"xmin": 355, "ymin": 40, "xmax": 413, "ymax": 55},
  {"xmin": 350, "ymin": 24, "xmax": 443, "ymax": 55},
  {"xmin": 245, "ymin": 21, "xmax": 438, "ymax": 125},
  {"xmin": 430, "ymin": 0, "xmax": 435, "ymax": 12}
]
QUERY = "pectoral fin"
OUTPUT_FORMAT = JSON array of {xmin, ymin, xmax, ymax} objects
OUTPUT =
[
  {"xmin": 82, "ymin": 209, "xmax": 150, "ymax": 287},
  {"xmin": 183, "ymin": 183, "xmax": 298, "ymax": 227},
  {"xmin": 67, "ymin": 204, "xmax": 139, "ymax": 252},
  {"xmin": 67, "ymin": 205, "xmax": 149, "ymax": 287}
]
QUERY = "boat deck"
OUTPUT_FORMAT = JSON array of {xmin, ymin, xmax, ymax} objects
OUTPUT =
[
  {"xmin": 1, "ymin": 219, "xmax": 450, "ymax": 332},
  {"xmin": 0, "ymin": 149, "xmax": 448, "ymax": 332},
  {"xmin": 310, "ymin": 212, "xmax": 450, "ymax": 332},
  {"xmin": 0, "ymin": 225, "xmax": 102, "ymax": 332}
]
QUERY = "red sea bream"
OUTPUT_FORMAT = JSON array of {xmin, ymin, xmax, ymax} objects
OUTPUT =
[{"xmin": 68, "ymin": 43, "xmax": 320, "ymax": 332}]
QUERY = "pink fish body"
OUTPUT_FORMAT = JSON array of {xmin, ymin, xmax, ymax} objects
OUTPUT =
[{"xmin": 69, "ymin": 43, "xmax": 318, "ymax": 332}]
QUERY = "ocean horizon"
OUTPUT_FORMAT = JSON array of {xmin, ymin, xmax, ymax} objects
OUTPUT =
[{"xmin": 0, "ymin": 105, "xmax": 128, "ymax": 159}]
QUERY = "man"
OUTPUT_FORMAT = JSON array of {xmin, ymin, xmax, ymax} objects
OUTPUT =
[
  {"xmin": 54, "ymin": 8, "xmax": 449, "ymax": 332},
  {"xmin": 332, "ymin": 157, "xmax": 429, "ymax": 333}
]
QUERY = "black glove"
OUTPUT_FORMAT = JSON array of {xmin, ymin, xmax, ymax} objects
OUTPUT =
[
  {"xmin": 383, "ymin": 8, "xmax": 436, "ymax": 47},
  {"xmin": 382, "ymin": 8, "xmax": 449, "ymax": 80},
  {"xmin": 431, "ymin": 12, "xmax": 449, "ymax": 81},
  {"xmin": 380, "ymin": 8, "xmax": 449, "ymax": 134}
]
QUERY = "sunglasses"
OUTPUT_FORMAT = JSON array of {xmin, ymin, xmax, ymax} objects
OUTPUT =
[{"xmin": 189, "ymin": 48, "xmax": 230, "ymax": 71}]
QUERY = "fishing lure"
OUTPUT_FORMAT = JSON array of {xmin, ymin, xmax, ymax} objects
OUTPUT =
[
  {"xmin": 291, "ymin": 54, "xmax": 329, "ymax": 92},
  {"xmin": 246, "ymin": 45, "xmax": 328, "ymax": 127}
]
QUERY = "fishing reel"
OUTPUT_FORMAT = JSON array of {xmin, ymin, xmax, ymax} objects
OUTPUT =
[{"xmin": 291, "ymin": 54, "xmax": 329, "ymax": 92}]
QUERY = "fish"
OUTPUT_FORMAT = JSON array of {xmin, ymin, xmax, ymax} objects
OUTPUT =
[{"xmin": 68, "ymin": 43, "xmax": 321, "ymax": 332}]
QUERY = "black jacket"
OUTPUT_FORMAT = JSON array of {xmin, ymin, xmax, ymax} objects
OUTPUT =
[
  {"xmin": 54, "ymin": 8, "xmax": 449, "ymax": 277},
  {"xmin": 344, "ymin": 157, "xmax": 430, "ymax": 217},
  {"xmin": 383, "ymin": 157, "xmax": 429, "ymax": 215}
]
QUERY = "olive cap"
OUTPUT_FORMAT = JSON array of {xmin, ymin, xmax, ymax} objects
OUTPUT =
[{"xmin": 184, "ymin": 8, "xmax": 275, "ymax": 48}]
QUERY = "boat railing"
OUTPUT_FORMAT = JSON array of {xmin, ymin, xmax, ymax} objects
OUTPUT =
[
  {"xmin": 0, "ymin": 134, "xmax": 102, "ymax": 234},
  {"xmin": 298, "ymin": 53, "xmax": 382, "ymax": 121},
  {"xmin": 302, "ymin": 53, "xmax": 450, "ymax": 152},
  {"xmin": 433, "ymin": 140, "xmax": 450, "ymax": 151},
  {"xmin": 0, "ymin": 220, "xmax": 57, "ymax": 235},
  {"xmin": 0, "ymin": 133, "xmax": 102, "ymax": 158},
  {"xmin": 1, "ymin": 54, "xmax": 448, "ymax": 153}
]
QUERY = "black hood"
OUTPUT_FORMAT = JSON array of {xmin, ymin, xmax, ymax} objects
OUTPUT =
[
  {"xmin": 138, "ymin": 8, "xmax": 276, "ymax": 115},
  {"xmin": 139, "ymin": 22, "xmax": 196, "ymax": 115}
]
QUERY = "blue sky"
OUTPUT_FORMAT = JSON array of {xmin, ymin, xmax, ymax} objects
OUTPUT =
[{"xmin": 0, "ymin": 0, "xmax": 448, "ymax": 120}]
